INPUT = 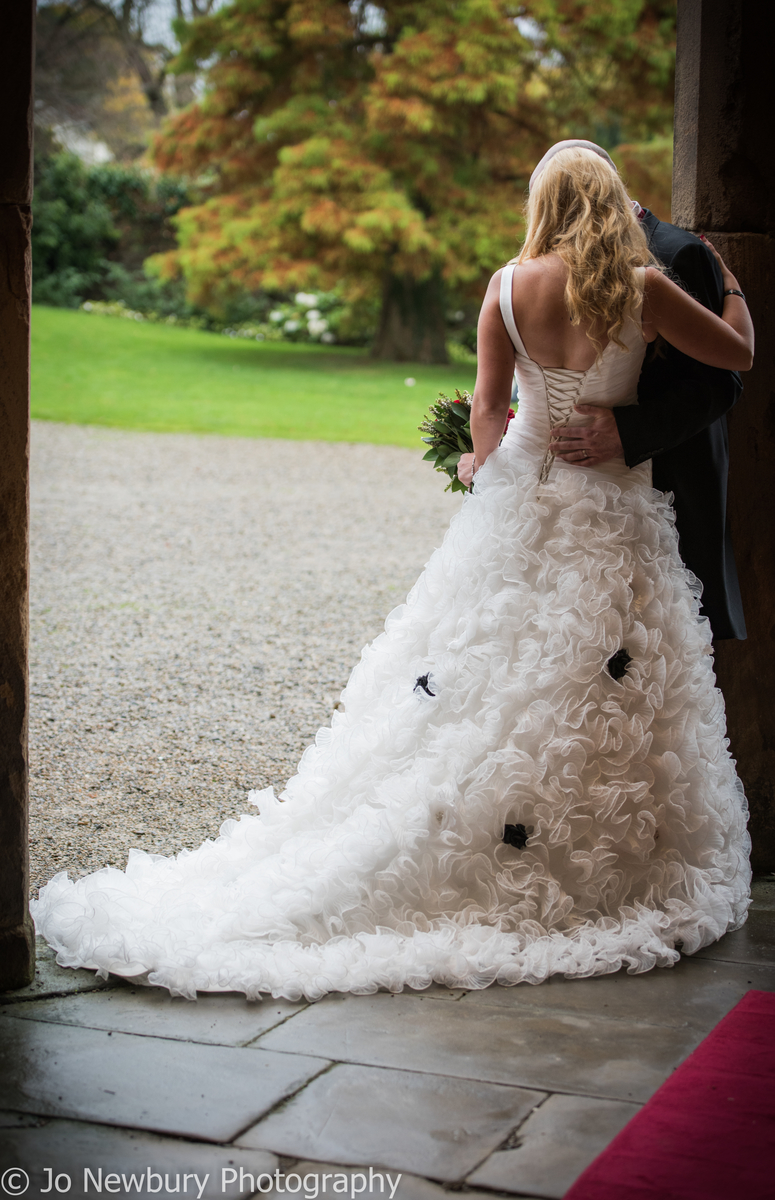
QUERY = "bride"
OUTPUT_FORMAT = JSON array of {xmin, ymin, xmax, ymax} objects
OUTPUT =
[{"xmin": 32, "ymin": 148, "xmax": 755, "ymax": 1001}]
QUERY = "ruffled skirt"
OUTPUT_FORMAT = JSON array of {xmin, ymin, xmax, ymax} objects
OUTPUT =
[{"xmin": 31, "ymin": 444, "xmax": 751, "ymax": 999}]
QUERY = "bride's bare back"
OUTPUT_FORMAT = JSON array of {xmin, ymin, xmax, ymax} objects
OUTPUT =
[{"xmin": 509, "ymin": 254, "xmax": 613, "ymax": 371}]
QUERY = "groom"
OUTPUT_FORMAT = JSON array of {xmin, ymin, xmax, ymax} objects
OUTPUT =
[{"xmin": 539, "ymin": 141, "xmax": 746, "ymax": 641}]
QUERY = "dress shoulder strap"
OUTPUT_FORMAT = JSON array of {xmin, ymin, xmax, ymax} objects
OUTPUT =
[{"xmin": 499, "ymin": 263, "xmax": 527, "ymax": 355}]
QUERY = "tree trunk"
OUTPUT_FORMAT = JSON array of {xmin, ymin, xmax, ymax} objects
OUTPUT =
[
  {"xmin": 372, "ymin": 270, "xmax": 448, "ymax": 364},
  {"xmin": 122, "ymin": 39, "xmax": 169, "ymax": 118}
]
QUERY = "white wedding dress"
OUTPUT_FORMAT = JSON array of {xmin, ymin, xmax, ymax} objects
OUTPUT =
[{"xmin": 32, "ymin": 266, "xmax": 751, "ymax": 1000}]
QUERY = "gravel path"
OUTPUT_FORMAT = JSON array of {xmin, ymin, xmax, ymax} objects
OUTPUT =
[{"xmin": 29, "ymin": 422, "xmax": 461, "ymax": 893}]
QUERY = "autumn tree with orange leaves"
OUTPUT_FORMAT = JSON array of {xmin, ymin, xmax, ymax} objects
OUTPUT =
[{"xmin": 152, "ymin": 1, "xmax": 676, "ymax": 362}]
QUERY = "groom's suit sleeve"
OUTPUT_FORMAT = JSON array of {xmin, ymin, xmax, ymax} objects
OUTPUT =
[{"xmin": 613, "ymin": 238, "xmax": 742, "ymax": 468}]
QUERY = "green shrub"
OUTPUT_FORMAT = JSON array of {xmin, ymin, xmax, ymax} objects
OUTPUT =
[
  {"xmin": 32, "ymin": 153, "xmax": 119, "ymax": 307},
  {"xmin": 32, "ymin": 149, "xmax": 193, "ymax": 310}
]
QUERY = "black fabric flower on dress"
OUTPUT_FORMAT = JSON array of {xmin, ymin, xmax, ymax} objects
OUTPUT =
[
  {"xmin": 607, "ymin": 648, "xmax": 632, "ymax": 681},
  {"xmin": 503, "ymin": 824, "xmax": 529, "ymax": 849}
]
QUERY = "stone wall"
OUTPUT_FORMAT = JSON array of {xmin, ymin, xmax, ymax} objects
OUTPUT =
[
  {"xmin": 0, "ymin": 1, "xmax": 35, "ymax": 989},
  {"xmin": 673, "ymin": 0, "xmax": 775, "ymax": 870}
]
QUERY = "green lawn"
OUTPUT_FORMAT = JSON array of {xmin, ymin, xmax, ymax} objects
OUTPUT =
[{"xmin": 31, "ymin": 306, "xmax": 477, "ymax": 448}]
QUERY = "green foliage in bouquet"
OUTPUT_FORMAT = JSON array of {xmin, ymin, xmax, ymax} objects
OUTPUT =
[{"xmin": 419, "ymin": 390, "xmax": 474, "ymax": 494}]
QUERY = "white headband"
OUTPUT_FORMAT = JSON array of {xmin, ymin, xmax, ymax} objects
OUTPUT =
[{"xmin": 529, "ymin": 140, "xmax": 617, "ymax": 191}]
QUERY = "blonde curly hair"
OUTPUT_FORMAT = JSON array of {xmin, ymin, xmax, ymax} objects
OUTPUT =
[{"xmin": 517, "ymin": 147, "xmax": 661, "ymax": 354}]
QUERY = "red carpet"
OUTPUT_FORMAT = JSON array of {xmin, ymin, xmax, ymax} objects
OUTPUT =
[{"xmin": 564, "ymin": 990, "xmax": 775, "ymax": 1200}]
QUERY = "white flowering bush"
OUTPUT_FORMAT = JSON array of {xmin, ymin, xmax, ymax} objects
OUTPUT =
[{"xmin": 259, "ymin": 291, "xmax": 341, "ymax": 343}]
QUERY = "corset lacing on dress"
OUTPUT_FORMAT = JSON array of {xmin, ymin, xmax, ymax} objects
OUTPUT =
[{"xmin": 536, "ymin": 367, "xmax": 587, "ymax": 485}]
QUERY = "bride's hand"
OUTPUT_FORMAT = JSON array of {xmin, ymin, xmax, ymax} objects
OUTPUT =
[
  {"xmin": 699, "ymin": 235, "xmax": 742, "ymax": 291},
  {"xmin": 457, "ymin": 453, "xmax": 476, "ymax": 487}
]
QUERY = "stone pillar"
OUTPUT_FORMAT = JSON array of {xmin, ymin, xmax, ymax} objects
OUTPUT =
[
  {"xmin": 0, "ymin": 0, "xmax": 35, "ymax": 988},
  {"xmin": 673, "ymin": 0, "xmax": 775, "ymax": 871}
]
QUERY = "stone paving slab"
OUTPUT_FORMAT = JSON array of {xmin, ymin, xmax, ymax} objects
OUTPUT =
[
  {"xmin": 291, "ymin": 1160, "xmax": 534, "ymax": 1200},
  {"xmin": 467, "ymin": 1094, "xmax": 641, "ymax": 1198},
  {"xmin": 397, "ymin": 985, "xmax": 467, "ymax": 1002},
  {"xmin": 257, "ymin": 990, "xmax": 702, "ymax": 1102},
  {"xmin": 0, "ymin": 939, "xmax": 113, "ymax": 1004},
  {"xmin": 0, "ymin": 1114, "xmax": 278, "ymax": 1200},
  {"xmin": 237, "ymin": 1063, "xmax": 545, "ymax": 1182},
  {"xmin": 0, "ymin": 987, "xmax": 307, "ymax": 1046},
  {"xmin": 748, "ymin": 878, "xmax": 775, "ymax": 909},
  {"xmin": 0, "ymin": 1015, "xmax": 327, "ymax": 1141},
  {"xmin": 694, "ymin": 906, "xmax": 775, "ymax": 965},
  {"xmin": 456, "ymin": 957, "xmax": 775, "ymax": 1030}
]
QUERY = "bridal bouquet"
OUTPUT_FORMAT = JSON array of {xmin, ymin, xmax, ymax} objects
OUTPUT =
[{"xmin": 419, "ymin": 390, "xmax": 515, "ymax": 493}]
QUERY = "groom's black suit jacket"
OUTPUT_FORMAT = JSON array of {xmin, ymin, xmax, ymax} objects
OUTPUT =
[{"xmin": 612, "ymin": 210, "xmax": 746, "ymax": 640}]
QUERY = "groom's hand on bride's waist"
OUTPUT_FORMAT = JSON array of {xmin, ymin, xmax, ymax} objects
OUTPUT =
[{"xmin": 550, "ymin": 404, "xmax": 624, "ymax": 467}]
